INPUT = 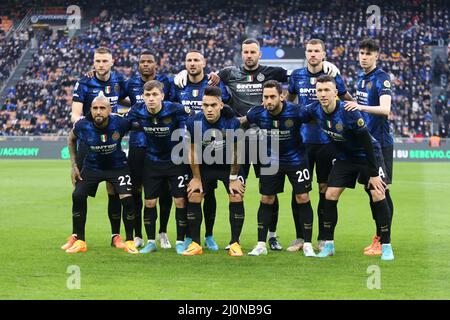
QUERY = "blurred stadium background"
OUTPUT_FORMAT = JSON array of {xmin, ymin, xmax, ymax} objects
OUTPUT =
[{"xmin": 1, "ymin": 0, "xmax": 449, "ymax": 300}]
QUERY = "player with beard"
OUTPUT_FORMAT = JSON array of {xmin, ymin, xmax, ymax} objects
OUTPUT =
[
  {"xmin": 70, "ymin": 47, "xmax": 130, "ymax": 250},
  {"xmin": 62, "ymin": 94, "xmax": 138, "ymax": 254}
]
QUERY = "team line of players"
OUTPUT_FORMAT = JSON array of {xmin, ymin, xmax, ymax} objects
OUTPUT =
[{"xmin": 61, "ymin": 38, "xmax": 395, "ymax": 260}]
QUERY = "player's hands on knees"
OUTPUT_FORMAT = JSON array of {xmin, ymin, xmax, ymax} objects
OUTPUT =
[
  {"xmin": 207, "ymin": 72, "xmax": 220, "ymax": 86},
  {"xmin": 229, "ymin": 179, "xmax": 245, "ymax": 196},
  {"xmin": 71, "ymin": 165, "xmax": 83, "ymax": 186},
  {"xmin": 344, "ymin": 101, "xmax": 361, "ymax": 112},
  {"xmin": 187, "ymin": 178, "xmax": 203, "ymax": 198},
  {"xmin": 368, "ymin": 176, "xmax": 386, "ymax": 195}
]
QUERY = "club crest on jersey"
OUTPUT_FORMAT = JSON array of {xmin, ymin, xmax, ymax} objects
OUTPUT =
[
  {"xmin": 335, "ymin": 122, "xmax": 343, "ymax": 132},
  {"xmin": 192, "ymin": 89, "xmax": 199, "ymax": 97},
  {"xmin": 112, "ymin": 131, "xmax": 120, "ymax": 141},
  {"xmin": 272, "ymin": 120, "xmax": 279, "ymax": 128},
  {"xmin": 285, "ymin": 119, "xmax": 294, "ymax": 128},
  {"xmin": 357, "ymin": 118, "xmax": 365, "ymax": 127},
  {"xmin": 257, "ymin": 73, "xmax": 265, "ymax": 82},
  {"xmin": 383, "ymin": 80, "xmax": 391, "ymax": 88},
  {"xmin": 100, "ymin": 134, "xmax": 107, "ymax": 142},
  {"xmin": 310, "ymin": 77, "xmax": 317, "ymax": 85},
  {"xmin": 105, "ymin": 86, "xmax": 111, "ymax": 94},
  {"xmin": 246, "ymin": 75, "xmax": 254, "ymax": 82},
  {"xmin": 162, "ymin": 116, "xmax": 172, "ymax": 124},
  {"xmin": 367, "ymin": 81, "xmax": 372, "ymax": 89},
  {"xmin": 114, "ymin": 84, "xmax": 120, "ymax": 93}
]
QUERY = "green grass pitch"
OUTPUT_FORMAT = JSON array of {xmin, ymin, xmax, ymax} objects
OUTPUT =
[{"xmin": 1, "ymin": 160, "xmax": 449, "ymax": 299}]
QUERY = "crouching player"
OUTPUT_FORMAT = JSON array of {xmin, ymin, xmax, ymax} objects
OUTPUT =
[
  {"xmin": 61, "ymin": 94, "xmax": 138, "ymax": 254},
  {"xmin": 303, "ymin": 75, "xmax": 394, "ymax": 261},
  {"xmin": 126, "ymin": 80, "xmax": 192, "ymax": 254},
  {"xmin": 242, "ymin": 80, "xmax": 316, "ymax": 257},
  {"xmin": 184, "ymin": 86, "xmax": 246, "ymax": 256}
]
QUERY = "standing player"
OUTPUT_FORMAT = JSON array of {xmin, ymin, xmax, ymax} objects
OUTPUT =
[
  {"xmin": 126, "ymin": 80, "xmax": 191, "ymax": 255},
  {"xmin": 286, "ymin": 39, "xmax": 353, "ymax": 252},
  {"xmin": 171, "ymin": 50, "xmax": 231, "ymax": 251},
  {"xmin": 184, "ymin": 86, "xmax": 246, "ymax": 256},
  {"xmin": 71, "ymin": 47, "xmax": 130, "ymax": 249},
  {"xmin": 344, "ymin": 38, "xmax": 395, "ymax": 256},
  {"xmin": 124, "ymin": 51, "xmax": 174, "ymax": 250},
  {"xmin": 300, "ymin": 75, "xmax": 394, "ymax": 261},
  {"xmin": 62, "ymin": 94, "xmax": 138, "ymax": 254},
  {"xmin": 243, "ymin": 81, "xmax": 316, "ymax": 257}
]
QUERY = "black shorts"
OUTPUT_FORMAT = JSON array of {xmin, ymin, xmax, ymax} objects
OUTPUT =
[
  {"xmin": 306, "ymin": 143, "xmax": 337, "ymax": 184},
  {"xmin": 76, "ymin": 141, "xmax": 89, "ymax": 171},
  {"xmin": 259, "ymin": 164, "xmax": 312, "ymax": 195},
  {"xmin": 200, "ymin": 166, "xmax": 246, "ymax": 195},
  {"xmin": 382, "ymin": 146, "xmax": 393, "ymax": 184},
  {"xmin": 330, "ymin": 155, "xmax": 388, "ymax": 189},
  {"xmin": 128, "ymin": 146, "xmax": 146, "ymax": 189},
  {"xmin": 75, "ymin": 167, "xmax": 133, "ymax": 197},
  {"xmin": 143, "ymin": 161, "xmax": 188, "ymax": 199}
]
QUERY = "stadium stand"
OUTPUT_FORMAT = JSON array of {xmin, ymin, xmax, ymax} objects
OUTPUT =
[{"xmin": 0, "ymin": 0, "xmax": 449, "ymax": 137}]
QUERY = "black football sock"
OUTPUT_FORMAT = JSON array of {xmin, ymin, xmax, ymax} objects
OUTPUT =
[
  {"xmin": 132, "ymin": 192, "xmax": 143, "ymax": 238},
  {"xmin": 317, "ymin": 193, "xmax": 326, "ymax": 240},
  {"xmin": 185, "ymin": 224, "xmax": 191, "ymax": 239},
  {"xmin": 175, "ymin": 207, "xmax": 188, "ymax": 242},
  {"xmin": 257, "ymin": 202, "xmax": 273, "ymax": 242},
  {"xmin": 269, "ymin": 196, "xmax": 279, "ymax": 233},
  {"xmin": 385, "ymin": 189, "xmax": 394, "ymax": 226},
  {"xmin": 373, "ymin": 199, "xmax": 391, "ymax": 244},
  {"xmin": 72, "ymin": 191, "xmax": 88, "ymax": 241},
  {"xmin": 366, "ymin": 189, "xmax": 380, "ymax": 236},
  {"xmin": 229, "ymin": 202, "xmax": 245, "ymax": 244},
  {"xmin": 291, "ymin": 191, "xmax": 303, "ymax": 239},
  {"xmin": 187, "ymin": 202, "xmax": 202, "ymax": 245},
  {"xmin": 108, "ymin": 194, "xmax": 121, "ymax": 235},
  {"xmin": 121, "ymin": 196, "xmax": 136, "ymax": 241},
  {"xmin": 143, "ymin": 206, "xmax": 157, "ymax": 241},
  {"xmin": 298, "ymin": 201, "xmax": 314, "ymax": 243},
  {"xmin": 158, "ymin": 191, "xmax": 172, "ymax": 234},
  {"xmin": 323, "ymin": 199, "xmax": 338, "ymax": 241},
  {"xmin": 203, "ymin": 191, "xmax": 217, "ymax": 237}
]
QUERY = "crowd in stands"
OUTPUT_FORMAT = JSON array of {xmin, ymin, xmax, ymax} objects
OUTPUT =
[{"xmin": 0, "ymin": 0, "xmax": 449, "ymax": 138}]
